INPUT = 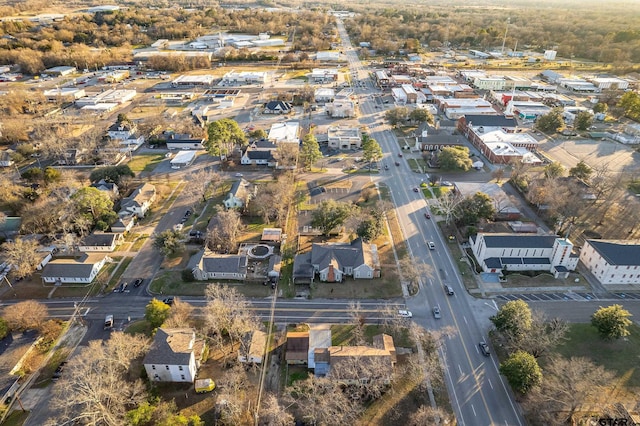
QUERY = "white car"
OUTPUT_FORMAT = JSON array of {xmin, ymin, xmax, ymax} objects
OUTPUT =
[
  {"xmin": 433, "ymin": 306, "xmax": 442, "ymax": 319},
  {"xmin": 428, "ymin": 241, "xmax": 436, "ymax": 250},
  {"xmin": 398, "ymin": 309, "xmax": 413, "ymax": 318},
  {"xmin": 235, "ymin": 173, "xmax": 243, "ymax": 177}
]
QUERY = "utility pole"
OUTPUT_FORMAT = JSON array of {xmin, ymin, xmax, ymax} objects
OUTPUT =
[{"xmin": 501, "ymin": 18, "xmax": 510, "ymax": 56}]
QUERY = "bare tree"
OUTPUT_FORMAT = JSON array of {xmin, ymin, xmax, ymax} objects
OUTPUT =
[
  {"xmin": 258, "ymin": 393, "xmax": 294, "ymax": 426},
  {"xmin": 2, "ymin": 300, "xmax": 48, "ymax": 331},
  {"xmin": 347, "ymin": 301, "xmax": 367, "ymax": 345},
  {"xmin": 182, "ymin": 168, "xmax": 221, "ymax": 206},
  {"xmin": 437, "ymin": 191, "xmax": 463, "ymax": 225},
  {"xmin": 283, "ymin": 376, "xmax": 360, "ymax": 425},
  {"xmin": 512, "ymin": 312, "xmax": 568, "ymax": 358},
  {"xmin": 408, "ymin": 405, "xmax": 452, "ymax": 426},
  {"xmin": 47, "ymin": 333, "xmax": 150, "ymax": 426},
  {"xmin": 203, "ymin": 284, "xmax": 262, "ymax": 358},
  {"xmin": 272, "ymin": 143, "xmax": 299, "ymax": 169},
  {"xmin": 207, "ymin": 209, "xmax": 243, "ymax": 253},
  {"xmin": 2, "ymin": 238, "xmax": 42, "ymax": 279},
  {"xmin": 525, "ymin": 356, "xmax": 615, "ymax": 425},
  {"xmin": 162, "ymin": 298, "xmax": 194, "ymax": 328},
  {"xmin": 327, "ymin": 354, "xmax": 394, "ymax": 401}
]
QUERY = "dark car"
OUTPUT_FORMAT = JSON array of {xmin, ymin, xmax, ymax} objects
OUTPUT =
[
  {"xmin": 52, "ymin": 362, "xmax": 67, "ymax": 380},
  {"xmin": 162, "ymin": 297, "xmax": 174, "ymax": 306},
  {"xmin": 395, "ymin": 161, "xmax": 400, "ymax": 166},
  {"xmin": 118, "ymin": 282, "xmax": 128, "ymax": 293},
  {"xmin": 133, "ymin": 279, "xmax": 143, "ymax": 288},
  {"xmin": 424, "ymin": 213, "xmax": 431, "ymax": 219},
  {"xmin": 479, "ymin": 342, "xmax": 490, "ymax": 356},
  {"xmin": 384, "ymin": 165, "xmax": 389, "ymax": 170},
  {"xmin": 398, "ymin": 152, "xmax": 403, "ymax": 157},
  {"xmin": 413, "ymin": 187, "xmax": 419, "ymax": 193}
]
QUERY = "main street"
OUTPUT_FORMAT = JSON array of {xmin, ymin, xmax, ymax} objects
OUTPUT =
[{"xmin": 336, "ymin": 18, "xmax": 525, "ymax": 426}]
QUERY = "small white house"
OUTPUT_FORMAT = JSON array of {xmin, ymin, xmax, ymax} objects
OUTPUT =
[
  {"xmin": 191, "ymin": 251, "xmax": 248, "ymax": 281},
  {"xmin": 143, "ymin": 328, "xmax": 205, "ymax": 383},
  {"xmin": 41, "ymin": 254, "xmax": 110, "ymax": 284}
]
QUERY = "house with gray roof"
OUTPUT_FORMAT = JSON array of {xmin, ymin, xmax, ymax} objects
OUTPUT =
[
  {"xmin": 191, "ymin": 250, "xmax": 247, "ymax": 281},
  {"xmin": 41, "ymin": 254, "xmax": 110, "ymax": 284},
  {"xmin": 78, "ymin": 232, "xmax": 122, "ymax": 252},
  {"xmin": 223, "ymin": 178, "xmax": 253, "ymax": 209},
  {"xmin": 111, "ymin": 214, "xmax": 135, "ymax": 234},
  {"xmin": 579, "ymin": 240, "xmax": 640, "ymax": 286},
  {"xmin": 470, "ymin": 233, "xmax": 578, "ymax": 278},
  {"xmin": 120, "ymin": 183, "xmax": 156, "ymax": 218},
  {"xmin": 264, "ymin": 100, "xmax": 292, "ymax": 114},
  {"xmin": 143, "ymin": 328, "xmax": 205, "ymax": 383},
  {"xmin": 240, "ymin": 140, "xmax": 277, "ymax": 166},
  {"xmin": 293, "ymin": 238, "xmax": 380, "ymax": 283},
  {"xmin": 90, "ymin": 179, "xmax": 119, "ymax": 197}
]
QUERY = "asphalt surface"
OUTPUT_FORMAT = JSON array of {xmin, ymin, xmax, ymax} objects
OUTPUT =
[{"xmin": 336, "ymin": 18, "xmax": 525, "ymax": 426}]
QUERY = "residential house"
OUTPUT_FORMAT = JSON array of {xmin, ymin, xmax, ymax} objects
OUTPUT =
[
  {"xmin": 470, "ymin": 233, "xmax": 578, "ymax": 278},
  {"xmin": 327, "ymin": 127, "xmax": 362, "ymax": 150},
  {"xmin": 268, "ymin": 122, "xmax": 300, "ymax": 144},
  {"xmin": 110, "ymin": 214, "xmax": 136, "ymax": 234},
  {"xmin": 143, "ymin": 328, "xmax": 206, "ymax": 383},
  {"xmin": 308, "ymin": 325, "xmax": 332, "ymax": 369},
  {"xmin": 0, "ymin": 150, "xmax": 14, "ymax": 167},
  {"xmin": 286, "ymin": 331, "xmax": 310, "ymax": 365},
  {"xmin": 579, "ymin": 240, "xmax": 640, "ymax": 286},
  {"xmin": 191, "ymin": 250, "xmax": 248, "ymax": 281},
  {"xmin": 106, "ymin": 120, "xmax": 145, "ymax": 151},
  {"xmin": 292, "ymin": 238, "xmax": 381, "ymax": 283},
  {"xmin": 78, "ymin": 232, "xmax": 123, "ymax": 252},
  {"xmin": 313, "ymin": 334, "xmax": 396, "ymax": 381},
  {"xmin": 241, "ymin": 140, "xmax": 277, "ymax": 167},
  {"xmin": 91, "ymin": 179, "xmax": 119, "ymax": 197},
  {"xmin": 120, "ymin": 183, "xmax": 156, "ymax": 218},
  {"xmin": 238, "ymin": 330, "xmax": 267, "ymax": 364},
  {"xmin": 59, "ymin": 148, "xmax": 87, "ymax": 166},
  {"xmin": 165, "ymin": 133, "xmax": 205, "ymax": 150},
  {"xmin": 327, "ymin": 100, "xmax": 355, "ymax": 118},
  {"xmin": 264, "ymin": 101, "xmax": 292, "ymax": 114},
  {"xmin": 223, "ymin": 178, "xmax": 253, "ymax": 209},
  {"xmin": 41, "ymin": 254, "xmax": 110, "ymax": 284}
]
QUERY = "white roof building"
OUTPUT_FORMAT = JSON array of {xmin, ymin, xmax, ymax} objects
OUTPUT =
[
  {"xmin": 316, "ymin": 51, "xmax": 340, "ymax": 61},
  {"xmin": 171, "ymin": 75, "xmax": 215, "ymax": 86},
  {"xmin": 268, "ymin": 122, "xmax": 300, "ymax": 144},
  {"xmin": 221, "ymin": 71, "xmax": 266, "ymax": 85},
  {"xmin": 590, "ymin": 77, "xmax": 629, "ymax": 90},
  {"xmin": 76, "ymin": 89, "xmax": 136, "ymax": 106},
  {"xmin": 43, "ymin": 87, "xmax": 86, "ymax": 101}
]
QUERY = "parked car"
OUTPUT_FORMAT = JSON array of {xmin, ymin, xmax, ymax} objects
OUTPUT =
[
  {"xmin": 433, "ymin": 306, "xmax": 441, "ymax": 319},
  {"xmin": 118, "ymin": 282, "xmax": 128, "ymax": 293},
  {"xmin": 479, "ymin": 342, "xmax": 490, "ymax": 356},
  {"xmin": 397, "ymin": 309, "xmax": 413, "ymax": 318},
  {"xmin": 52, "ymin": 362, "xmax": 67, "ymax": 380}
]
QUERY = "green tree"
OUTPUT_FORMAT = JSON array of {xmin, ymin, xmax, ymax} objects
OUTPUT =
[
  {"xmin": 153, "ymin": 229, "xmax": 185, "ymax": 257},
  {"xmin": 490, "ymin": 300, "xmax": 533, "ymax": 341},
  {"xmin": 206, "ymin": 118, "xmax": 247, "ymax": 156},
  {"xmin": 408, "ymin": 108, "xmax": 432, "ymax": 124},
  {"xmin": 438, "ymin": 146, "xmax": 472, "ymax": 171},
  {"xmin": 145, "ymin": 299, "xmax": 171, "ymax": 328},
  {"xmin": 356, "ymin": 217, "xmax": 383, "ymax": 242},
  {"xmin": 618, "ymin": 91, "xmax": 640, "ymax": 121},
  {"xmin": 71, "ymin": 187, "xmax": 114, "ymax": 222},
  {"xmin": 499, "ymin": 350, "xmax": 542, "ymax": 394},
  {"xmin": 43, "ymin": 167, "xmax": 62, "ymax": 184},
  {"xmin": 0, "ymin": 318, "xmax": 9, "ymax": 340},
  {"xmin": 535, "ymin": 108, "xmax": 564, "ymax": 133},
  {"xmin": 544, "ymin": 161, "xmax": 565, "ymax": 179},
  {"xmin": 592, "ymin": 102, "xmax": 608, "ymax": 115},
  {"xmin": 311, "ymin": 200, "xmax": 353, "ymax": 236},
  {"xmin": 574, "ymin": 111, "xmax": 593, "ymax": 131},
  {"xmin": 90, "ymin": 164, "xmax": 135, "ymax": 184},
  {"xmin": 456, "ymin": 191, "xmax": 496, "ymax": 226},
  {"xmin": 385, "ymin": 106, "xmax": 409, "ymax": 127},
  {"xmin": 569, "ymin": 160, "xmax": 593, "ymax": 182},
  {"xmin": 361, "ymin": 136, "xmax": 383, "ymax": 169},
  {"xmin": 248, "ymin": 129, "xmax": 267, "ymax": 140},
  {"xmin": 591, "ymin": 304, "xmax": 633, "ymax": 340},
  {"xmin": 300, "ymin": 133, "xmax": 322, "ymax": 170}
]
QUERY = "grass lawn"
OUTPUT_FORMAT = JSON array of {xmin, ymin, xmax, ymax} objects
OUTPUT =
[
  {"xmin": 501, "ymin": 272, "xmax": 586, "ymax": 289},
  {"xmin": 437, "ymin": 221, "xmax": 477, "ymax": 290},
  {"xmin": 150, "ymin": 271, "xmax": 273, "ymax": 298},
  {"xmin": 130, "ymin": 235, "xmax": 149, "ymax": 251},
  {"xmin": 127, "ymin": 154, "xmax": 166, "ymax": 173},
  {"xmin": 554, "ymin": 323, "xmax": 640, "ymax": 389},
  {"xmin": 2, "ymin": 410, "xmax": 30, "ymax": 426},
  {"xmin": 107, "ymin": 257, "xmax": 133, "ymax": 289},
  {"xmin": 125, "ymin": 319, "xmax": 154, "ymax": 337}
]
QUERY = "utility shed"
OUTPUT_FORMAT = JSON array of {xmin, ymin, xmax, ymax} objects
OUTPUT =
[{"xmin": 170, "ymin": 151, "xmax": 196, "ymax": 168}]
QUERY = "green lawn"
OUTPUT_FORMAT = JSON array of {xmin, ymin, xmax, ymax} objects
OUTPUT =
[
  {"xmin": 554, "ymin": 323, "xmax": 640, "ymax": 388},
  {"xmin": 127, "ymin": 154, "xmax": 166, "ymax": 173}
]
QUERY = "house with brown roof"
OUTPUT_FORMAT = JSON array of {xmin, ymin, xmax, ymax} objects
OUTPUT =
[
  {"xmin": 292, "ymin": 238, "xmax": 380, "ymax": 283},
  {"xmin": 286, "ymin": 331, "xmax": 309, "ymax": 365},
  {"xmin": 143, "ymin": 328, "xmax": 206, "ymax": 383},
  {"xmin": 313, "ymin": 334, "xmax": 396, "ymax": 380}
]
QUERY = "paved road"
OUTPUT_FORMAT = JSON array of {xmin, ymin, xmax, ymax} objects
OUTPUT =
[{"xmin": 336, "ymin": 18, "xmax": 525, "ymax": 426}]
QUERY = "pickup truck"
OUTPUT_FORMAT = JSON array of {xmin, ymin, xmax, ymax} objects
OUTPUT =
[
  {"xmin": 104, "ymin": 315, "xmax": 113, "ymax": 330},
  {"xmin": 195, "ymin": 378, "xmax": 216, "ymax": 393}
]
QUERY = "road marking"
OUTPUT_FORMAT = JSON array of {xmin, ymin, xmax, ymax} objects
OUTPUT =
[
  {"xmin": 488, "ymin": 378, "xmax": 494, "ymax": 389},
  {"xmin": 463, "ymin": 316, "xmax": 468, "ymax": 325},
  {"xmin": 458, "ymin": 364, "xmax": 463, "ymax": 375},
  {"xmin": 471, "ymin": 404, "xmax": 477, "ymax": 416}
]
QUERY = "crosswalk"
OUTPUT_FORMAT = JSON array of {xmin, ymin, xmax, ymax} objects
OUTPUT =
[{"xmin": 497, "ymin": 292, "xmax": 640, "ymax": 302}]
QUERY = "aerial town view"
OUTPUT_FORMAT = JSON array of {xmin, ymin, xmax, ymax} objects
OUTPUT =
[{"xmin": 1, "ymin": 0, "xmax": 640, "ymax": 424}]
